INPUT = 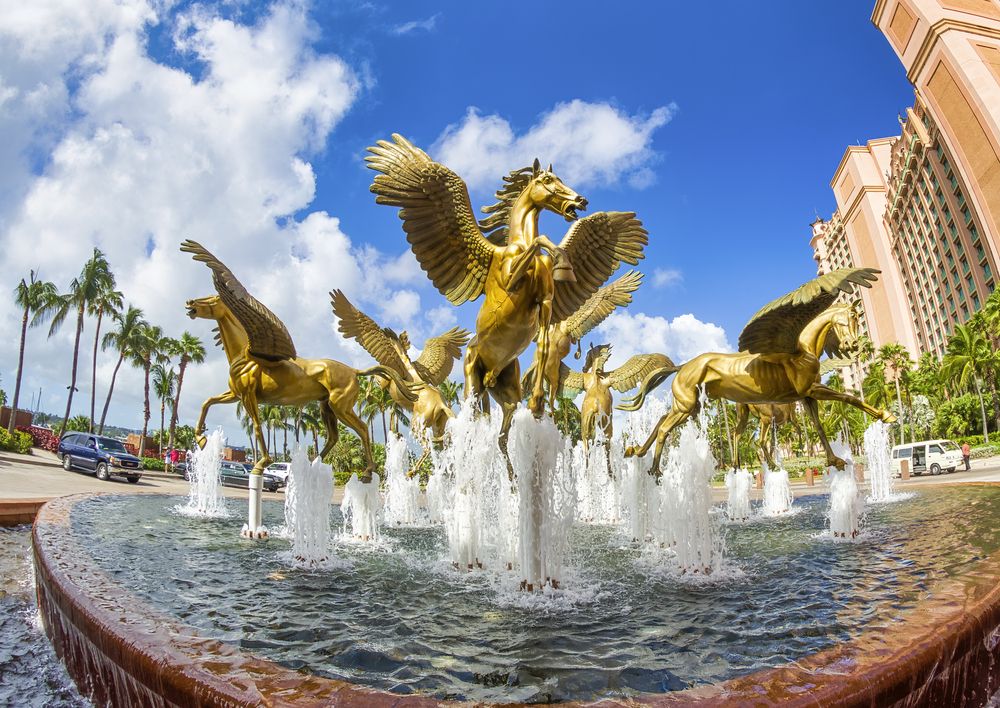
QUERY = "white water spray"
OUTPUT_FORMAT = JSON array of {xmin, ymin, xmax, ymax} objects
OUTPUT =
[
  {"xmin": 179, "ymin": 428, "xmax": 228, "ymax": 518},
  {"xmin": 382, "ymin": 433, "xmax": 425, "ymax": 526},
  {"xmin": 762, "ymin": 466, "xmax": 793, "ymax": 516},
  {"xmin": 827, "ymin": 439, "xmax": 863, "ymax": 539},
  {"xmin": 864, "ymin": 421, "xmax": 897, "ymax": 503},
  {"xmin": 284, "ymin": 446, "xmax": 334, "ymax": 566},
  {"xmin": 341, "ymin": 473, "xmax": 383, "ymax": 542},
  {"xmin": 725, "ymin": 469, "xmax": 753, "ymax": 522}
]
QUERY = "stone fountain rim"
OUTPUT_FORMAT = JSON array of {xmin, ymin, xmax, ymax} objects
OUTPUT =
[{"xmin": 31, "ymin": 488, "xmax": 1000, "ymax": 707}]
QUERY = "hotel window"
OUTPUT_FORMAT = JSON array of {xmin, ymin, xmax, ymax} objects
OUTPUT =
[
  {"xmin": 985, "ymin": 263, "xmax": 993, "ymax": 280},
  {"xmin": 962, "ymin": 259, "xmax": 970, "ymax": 274},
  {"xmin": 962, "ymin": 206, "xmax": 971, "ymax": 224},
  {"xmin": 973, "ymin": 293, "xmax": 981, "ymax": 309}
]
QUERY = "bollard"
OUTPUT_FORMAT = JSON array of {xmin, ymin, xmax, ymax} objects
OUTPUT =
[
  {"xmin": 901, "ymin": 458, "xmax": 910, "ymax": 480},
  {"xmin": 805, "ymin": 468, "xmax": 815, "ymax": 486},
  {"xmin": 854, "ymin": 461, "xmax": 865, "ymax": 483},
  {"xmin": 755, "ymin": 471, "xmax": 763, "ymax": 489}
]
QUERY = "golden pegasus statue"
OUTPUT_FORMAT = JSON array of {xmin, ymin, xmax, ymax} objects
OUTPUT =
[
  {"xmin": 620, "ymin": 268, "xmax": 895, "ymax": 475},
  {"xmin": 522, "ymin": 269, "xmax": 643, "ymax": 412},
  {"xmin": 367, "ymin": 134, "xmax": 648, "ymax": 477},
  {"xmin": 181, "ymin": 241, "xmax": 417, "ymax": 481},
  {"xmin": 330, "ymin": 288, "xmax": 470, "ymax": 475},
  {"xmin": 557, "ymin": 343, "xmax": 675, "ymax": 472}
]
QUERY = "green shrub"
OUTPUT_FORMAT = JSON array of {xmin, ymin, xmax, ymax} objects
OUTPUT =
[
  {"xmin": 141, "ymin": 456, "xmax": 165, "ymax": 471},
  {"xmin": 971, "ymin": 445, "xmax": 1000, "ymax": 460},
  {"xmin": 0, "ymin": 428, "xmax": 32, "ymax": 454}
]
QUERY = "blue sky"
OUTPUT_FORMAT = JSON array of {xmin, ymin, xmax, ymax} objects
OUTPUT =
[{"xmin": 0, "ymin": 1, "xmax": 914, "ymax": 441}]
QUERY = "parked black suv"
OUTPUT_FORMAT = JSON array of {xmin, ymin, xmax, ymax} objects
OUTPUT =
[{"xmin": 58, "ymin": 433, "xmax": 143, "ymax": 483}]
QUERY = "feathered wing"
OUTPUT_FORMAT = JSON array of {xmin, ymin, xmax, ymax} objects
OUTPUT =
[
  {"xmin": 737, "ymin": 268, "xmax": 880, "ymax": 355},
  {"xmin": 557, "ymin": 364, "xmax": 585, "ymax": 397},
  {"xmin": 330, "ymin": 290, "xmax": 410, "ymax": 376},
  {"xmin": 367, "ymin": 134, "xmax": 498, "ymax": 305},
  {"xmin": 413, "ymin": 327, "xmax": 471, "ymax": 385},
  {"xmin": 552, "ymin": 212, "xmax": 648, "ymax": 322},
  {"xmin": 558, "ymin": 270, "xmax": 643, "ymax": 339},
  {"xmin": 606, "ymin": 353, "xmax": 677, "ymax": 393},
  {"xmin": 180, "ymin": 240, "xmax": 296, "ymax": 362}
]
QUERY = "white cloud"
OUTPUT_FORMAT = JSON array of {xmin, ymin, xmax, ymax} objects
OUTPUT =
[
  {"xmin": 391, "ymin": 14, "xmax": 439, "ymax": 35},
  {"xmin": 0, "ymin": 1, "xmax": 445, "ymax": 445},
  {"xmin": 432, "ymin": 99, "xmax": 676, "ymax": 192},
  {"xmin": 596, "ymin": 311, "xmax": 731, "ymax": 371},
  {"xmin": 652, "ymin": 268, "xmax": 682, "ymax": 288}
]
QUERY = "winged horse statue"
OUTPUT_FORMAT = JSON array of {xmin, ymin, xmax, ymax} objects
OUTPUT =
[
  {"xmin": 620, "ymin": 268, "xmax": 895, "ymax": 475},
  {"xmin": 367, "ymin": 135, "xmax": 648, "ymax": 477}
]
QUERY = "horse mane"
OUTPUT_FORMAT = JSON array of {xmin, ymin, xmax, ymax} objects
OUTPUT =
[
  {"xmin": 478, "ymin": 165, "xmax": 535, "ymax": 244},
  {"xmin": 212, "ymin": 326, "xmax": 223, "ymax": 349}
]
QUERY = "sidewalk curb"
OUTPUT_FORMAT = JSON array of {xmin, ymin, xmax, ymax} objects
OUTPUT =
[{"xmin": 0, "ymin": 452, "xmax": 60, "ymax": 468}]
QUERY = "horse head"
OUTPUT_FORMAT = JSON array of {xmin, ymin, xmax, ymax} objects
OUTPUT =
[
  {"xmin": 826, "ymin": 301, "xmax": 861, "ymax": 356},
  {"xmin": 525, "ymin": 158, "xmax": 588, "ymax": 222},
  {"xmin": 583, "ymin": 343, "xmax": 612, "ymax": 374},
  {"xmin": 186, "ymin": 295, "xmax": 226, "ymax": 322}
]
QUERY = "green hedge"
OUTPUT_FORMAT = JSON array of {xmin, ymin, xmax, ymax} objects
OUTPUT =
[
  {"xmin": 141, "ymin": 457, "xmax": 164, "ymax": 471},
  {"xmin": 0, "ymin": 428, "xmax": 33, "ymax": 454}
]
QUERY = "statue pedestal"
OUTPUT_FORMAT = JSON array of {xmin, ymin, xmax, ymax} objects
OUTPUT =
[{"xmin": 241, "ymin": 473, "xmax": 269, "ymax": 539}]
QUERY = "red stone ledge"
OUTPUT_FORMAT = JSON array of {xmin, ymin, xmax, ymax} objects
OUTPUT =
[
  {"xmin": 0, "ymin": 498, "xmax": 48, "ymax": 526},
  {"xmin": 30, "ymin": 490, "xmax": 1000, "ymax": 707}
]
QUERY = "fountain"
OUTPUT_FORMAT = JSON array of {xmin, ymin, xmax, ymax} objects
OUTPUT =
[
  {"xmin": 176, "ymin": 428, "xmax": 228, "ymax": 518},
  {"xmin": 827, "ymin": 439, "xmax": 864, "ymax": 539},
  {"xmin": 283, "ymin": 446, "xmax": 334, "ymax": 566},
  {"xmin": 865, "ymin": 420, "xmax": 899, "ymax": 503},
  {"xmin": 725, "ymin": 468, "xmax": 753, "ymax": 522},
  {"xmin": 341, "ymin": 473, "xmax": 383, "ymax": 542},
  {"xmin": 762, "ymin": 465, "xmax": 794, "ymax": 516},
  {"xmin": 382, "ymin": 433, "xmax": 426, "ymax": 526}
]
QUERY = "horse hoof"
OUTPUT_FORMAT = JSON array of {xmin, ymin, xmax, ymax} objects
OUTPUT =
[
  {"xmin": 195, "ymin": 435, "xmax": 207, "ymax": 450},
  {"xmin": 624, "ymin": 446, "xmax": 635, "ymax": 458}
]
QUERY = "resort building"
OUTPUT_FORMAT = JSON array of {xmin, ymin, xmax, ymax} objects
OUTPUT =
[{"xmin": 811, "ymin": 0, "xmax": 1000, "ymax": 367}]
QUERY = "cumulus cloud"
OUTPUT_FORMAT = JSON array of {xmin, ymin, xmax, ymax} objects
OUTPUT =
[
  {"xmin": 0, "ymin": 1, "xmax": 445, "ymax": 443},
  {"xmin": 391, "ymin": 14, "xmax": 439, "ymax": 35},
  {"xmin": 432, "ymin": 100, "xmax": 676, "ymax": 192},
  {"xmin": 596, "ymin": 311, "xmax": 731, "ymax": 372},
  {"xmin": 652, "ymin": 268, "xmax": 682, "ymax": 288}
]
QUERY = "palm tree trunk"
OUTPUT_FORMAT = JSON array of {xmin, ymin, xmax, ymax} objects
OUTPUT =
[
  {"xmin": 283, "ymin": 420, "xmax": 288, "ymax": 460},
  {"xmin": 893, "ymin": 376, "xmax": 904, "ymax": 446},
  {"xmin": 8, "ymin": 305, "xmax": 29, "ymax": 434},
  {"xmin": 381, "ymin": 409, "xmax": 387, "ymax": 443},
  {"xmin": 975, "ymin": 376, "xmax": 990, "ymax": 443},
  {"xmin": 89, "ymin": 309, "xmax": 103, "ymax": 432},
  {"xmin": 139, "ymin": 360, "xmax": 151, "ymax": 457},
  {"xmin": 719, "ymin": 400, "xmax": 732, "ymax": 467},
  {"xmin": 160, "ymin": 398, "xmax": 166, "ymax": 454},
  {"xmin": 99, "ymin": 353, "xmax": 125, "ymax": 434},
  {"xmin": 168, "ymin": 358, "xmax": 187, "ymax": 453},
  {"xmin": 60, "ymin": 305, "xmax": 85, "ymax": 436},
  {"xmin": 988, "ymin": 369, "xmax": 1000, "ymax": 434}
]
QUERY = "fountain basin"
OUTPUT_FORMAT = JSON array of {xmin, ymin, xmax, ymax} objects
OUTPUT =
[{"xmin": 32, "ymin": 487, "xmax": 1000, "ymax": 706}]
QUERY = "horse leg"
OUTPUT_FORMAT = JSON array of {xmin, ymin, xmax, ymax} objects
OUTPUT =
[
  {"xmin": 338, "ymin": 405, "xmax": 375, "ymax": 482},
  {"xmin": 492, "ymin": 362, "xmax": 521, "ymax": 483},
  {"xmin": 802, "ymin": 397, "xmax": 845, "ymax": 470},
  {"xmin": 625, "ymin": 381, "xmax": 699, "ymax": 478},
  {"xmin": 732, "ymin": 404, "xmax": 750, "ymax": 469},
  {"xmin": 464, "ymin": 343, "xmax": 489, "ymax": 415},
  {"xmin": 807, "ymin": 383, "xmax": 896, "ymax": 423},
  {"xmin": 318, "ymin": 400, "xmax": 339, "ymax": 459},
  {"xmin": 194, "ymin": 390, "xmax": 237, "ymax": 448},
  {"xmin": 528, "ymin": 273, "xmax": 553, "ymax": 418},
  {"xmin": 242, "ymin": 394, "xmax": 270, "ymax": 475}
]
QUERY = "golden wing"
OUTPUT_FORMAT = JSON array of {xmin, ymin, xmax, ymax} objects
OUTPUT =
[
  {"xmin": 553, "ymin": 212, "xmax": 648, "ymax": 322},
  {"xmin": 413, "ymin": 327, "xmax": 471, "ymax": 386},
  {"xmin": 737, "ymin": 268, "xmax": 880, "ymax": 355},
  {"xmin": 557, "ymin": 364, "xmax": 585, "ymax": 398},
  {"xmin": 367, "ymin": 134, "xmax": 498, "ymax": 305},
  {"xmin": 558, "ymin": 270, "xmax": 643, "ymax": 340},
  {"xmin": 606, "ymin": 353, "xmax": 677, "ymax": 393},
  {"xmin": 181, "ymin": 240, "xmax": 296, "ymax": 362},
  {"xmin": 330, "ymin": 290, "xmax": 410, "ymax": 376}
]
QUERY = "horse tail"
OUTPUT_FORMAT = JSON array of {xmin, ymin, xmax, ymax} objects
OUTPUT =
[
  {"xmin": 617, "ymin": 362, "xmax": 681, "ymax": 412},
  {"xmin": 358, "ymin": 365, "xmax": 420, "ymax": 403}
]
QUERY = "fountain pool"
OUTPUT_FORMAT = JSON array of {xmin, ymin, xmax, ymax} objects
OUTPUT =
[{"xmin": 37, "ymin": 485, "xmax": 1000, "ymax": 705}]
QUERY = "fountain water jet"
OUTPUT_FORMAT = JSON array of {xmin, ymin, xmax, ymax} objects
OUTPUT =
[
  {"xmin": 725, "ymin": 468, "xmax": 753, "ymax": 522},
  {"xmin": 284, "ymin": 446, "xmax": 334, "ymax": 566},
  {"xmin": 382, "ymin": 433, "xmax": 425, "ymax": 526},
  {"xmin": 828, "ymin": 439, "xmax": 864, "ymax": 539},
  {"xmin": 177, "ymin": 428, "xmax": 228, "ymax": 518},
  {"xmin": 341, "ymin": 473, "xmax": 383, "ymax": 542},
  {"xmin": 762, "ymin": 466, "xmax": 793, "ymax": 516},
  {"xmin": 864, "ymin": 421, "xmax": 898, "ymax": 503}
]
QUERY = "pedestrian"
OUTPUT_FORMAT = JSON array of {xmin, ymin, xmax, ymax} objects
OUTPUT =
[{"xmin": 963, "ymin": 442, "xmax": 971, "ymax": 471}]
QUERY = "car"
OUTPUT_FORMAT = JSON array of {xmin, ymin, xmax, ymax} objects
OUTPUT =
[
  {"xmin": 218, "ymin": 460, "xmax": 284, "ymax": 493},
  {"xmin": 172, "ymin": 461, "xmax": 188, "ymax": 478},
  {"xmin": 891, "ymin": 439, "xmax": 963, "ymax": 476},
  {"xmin": 58, "ymin": 432, "xmax": 143, "ymax": 483},
  {"xmin": 265, "ymin": 462, "xmax": 290, "ymax": 485}
]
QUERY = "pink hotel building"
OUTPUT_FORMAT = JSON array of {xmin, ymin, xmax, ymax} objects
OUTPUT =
[{"xmin": 811, "ymin": 0, "xmax": 1000, "ymax": 382}]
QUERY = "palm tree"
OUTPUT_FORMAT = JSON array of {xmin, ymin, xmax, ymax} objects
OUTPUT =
[
  {"xmin": 133, "ymin": 324, "xmax": 171, "ymax": 457},
  {"xmin": 357, "ymin": 376, "xmax": 390, "ymax": 441},
  {"xmin": 42, "ymin": 248, "xmax": 116, "ymax": 435},
  {"xmin": 553, "ymin": 393, "xmax": 582, "ymax": 442},
  {"xmin": 877, "ymin": 343, "xmax": 912, "ymax": 445},
  {"xmin": 98, "ymin": 306, "xmax": 146, "ymax": 433},
  {"xmin": 152, "ymin": 364, "xmax": 176, "ymax": 452},
  {"xmin": 438, "ymin": 379, "xmax": 463, "ymax": 409},
  {"xmin": 942, "ymin": 323, "xmax": 992, "ymax": 443},
  {"xmin": 87, "ymin": 284, "xmax": 123, "ymax": 431},
  {"xmin": 166, "ymin": 332, "xmax": 206, "ymax": 453},
  {"xmin": 9, "ymin": 272, "xmax": 58, "ymax": 433}
]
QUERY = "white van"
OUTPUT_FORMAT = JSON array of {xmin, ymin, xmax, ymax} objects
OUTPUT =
[{"xmin": 890, "ymin": 439, "xmax": 963, "ymax": 476}]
